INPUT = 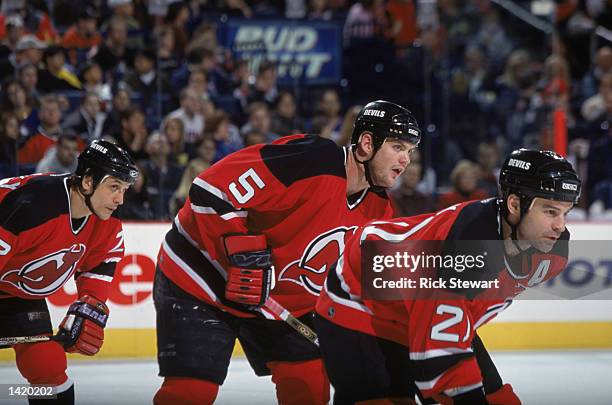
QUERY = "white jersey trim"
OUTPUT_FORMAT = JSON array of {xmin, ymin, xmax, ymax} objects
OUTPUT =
[
  {"xmin": 409, "ymin": 347, "xmax": 473, "ymax": 361},
  {"xmin": 174, "ymin": 216, "xmax": 228, "ymax": 280},
  {"xmin": 360, "ymin": 216, "xmax": 434, "ymax": 244},
  {"xmin": 193, "ymin": 178, "xmax": 234, "ymax": 207},
  {"xmin": 444, "ymin": 382, "xmax": 484, "ymax": 397},
  {"xmin": 77, "ymin": 273, "xmax": 113, "ymax": 282},
  {"xmin": 161, "ymin": 239, "xmax": 220, "ymax": 304}
]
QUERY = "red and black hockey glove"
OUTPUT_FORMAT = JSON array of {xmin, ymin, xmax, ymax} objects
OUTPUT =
[
  {"xmin": 58, "ymin": 295, "xmax": 109, "ymax": 356},
  {"xmin": 223, "ymin": 234, "xmax": 275, "ymax": 308},
  {"xmin": 486, "ymin": 384, "xmax": 521, "ymax": 405}
]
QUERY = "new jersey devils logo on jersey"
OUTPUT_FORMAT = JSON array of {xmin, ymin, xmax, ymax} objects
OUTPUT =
[
  {"xmin": 1, "ymin": 244, "xmax": 86, "ymax": 296},
  {"xmin": 279, "ymin": 226, "xmax": 356, "ymax": 295}
]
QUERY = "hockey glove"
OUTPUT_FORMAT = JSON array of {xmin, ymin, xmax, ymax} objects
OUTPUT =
[
  {"xmin": 58, "ymin": 295, "xmax": 109, "ymax": 356},
  {"xmin": 223, "ymin": 234, "xmax": 275, "ymax": 308},
  {"xmin": 486, "ymin": 384, "xmax": 521, "ymax": 405}
]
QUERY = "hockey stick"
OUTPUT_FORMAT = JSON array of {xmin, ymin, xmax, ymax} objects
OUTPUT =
[
  {"xmin": 263, "ymin": 297, "xmax": 320, "ymax": 347},
  {"xmin": 0, "ymin": 334, "xmax": 65, "ymax": 346}
]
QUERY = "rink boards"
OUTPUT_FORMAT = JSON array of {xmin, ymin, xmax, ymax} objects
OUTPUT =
[{"xmin": 1, "ymin": 221, "xmax": 612, "ymax": 361}]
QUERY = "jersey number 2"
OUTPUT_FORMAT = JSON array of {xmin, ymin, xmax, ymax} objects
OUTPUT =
[{"xmin": 430, "ymin": 304, "xmax": 469, "ymax": 343}]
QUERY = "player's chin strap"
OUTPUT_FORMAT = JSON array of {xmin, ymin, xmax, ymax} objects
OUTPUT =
[
  {"xmin": 500, "ymin": 194, "xmax": 533, "ymax": 254},
  {"xmin": 351, "ymin": 140, "xmax": 387, "ymax": 193},
  {"xmin": 76, "ymin": 174, "xmax": 108, "ymax": 220}
]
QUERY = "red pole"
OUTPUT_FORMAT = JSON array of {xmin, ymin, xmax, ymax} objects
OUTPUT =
[{"xmin": 553, "ymin": 109, "xmax": 567, "ymax": 156}]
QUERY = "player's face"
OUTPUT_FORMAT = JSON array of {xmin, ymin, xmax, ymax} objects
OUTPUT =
[
  {"xmin": 519, "ymin": 198, "xmax": 573, "ymax": 252},
  {"xmin": 369, "ymin": 139, "xmax": 417, "ymax": 188},
  {"xmin": 90, "ymin": 177, "xmax": 131, "ymax": 220}
]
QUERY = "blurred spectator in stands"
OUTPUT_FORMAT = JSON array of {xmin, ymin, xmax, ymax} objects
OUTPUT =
[
  {"xmin": 170, "ymin": 136, "xmax": 217, "ymax": 216},
  {"xmin": 186, "ymin": 69, "xmax": 209, "ymax": 99},
  {"xmin": 386, "ymin": 0, "xmax": 417, "ymax": 55},
  {"xmin": 475, "ymin": 142, "xmax": 500, "ymax": 197},
  {"xmin": 0, "ymin": 112, "xmax": 19, "ymax": 177},
  {"xmin": 450, "ymin": 44, "xmax": 492, "ymax": 157},
  {"xmin": 107, "ymin": 0, "xmax": 143, "ymax": 49},
  {"xmin": 171, "ymin": 48, "xmax": 211, "ymax": 94},
  {"xmin": 335, "ymin": 104, "xmax": 362, "ymax": 146},
  {"xmin": 240, "ymin": 102, "xmax": 277, "ymax": 142},
  {"xmin": 540, "ymin": 54, "xmax": 571, "ymax": 108},
  {"xmin": 62, "ymin": 6, "xmax": 102, "ymax": 66},
  {"xmin": 246, "ymin": 60, "xmax": 279, "ymax": 106},
  {"xmin": 35, "ymin": 132, "xmax": 79, "ymax": 174},
  {"xmin": 37, "ymin": 45, "xmax": 81, "ymax": 93},
  {"xmin": 270, "ymin": 90, "xmax": 303, "ymax": 135},
  {"xmin": 311, "ymin": 88, "xmax": 343, "ymax": 143},
  {"xmin": 244, "ymin": 128, "xmax": 267, "ymax": 146},
  {"xmin": 164, "ymin": 1, "xmax": 190, "ymax": 57},
  {"xmin": 587, "ymin": 94, "xmax": 612, "ymax": 201},
  {"xmin": 0, "ymin": 33, "xmax": 45, "ymax": 82},
  {"xmin": 473, "ymin": 7, "xmax": 513, "ymax": 73},
  {"xmin": 218, "ymin": 0, "xmax": 253, "ymax": 18},
  {"xmin": 155, "ymin": 27, "xmax": 180, "ymax": 77},
  {"xmin": 0, "ymin": 14, "xmax": 24, "ymax": 55},
  {"xmin": 80, "ymin": 61, "xmax": 112, "ymax": 104},
  {"xmin": 0, "ymin": 2, "xmax": 57, "ymax": 43},
  {"xmin": 490, "ymin": 49, "xmax": 535, "ymax": 145},
  {"xmin": 162, "ymin": 116, "xmax": 188, "ymax": 166},
  {"xmin": 187, "ymin": 22, "xmax": 219, "ymax": 53},
  {"xmin": 141, "ymin": 131, "xmax": 183, "ymax": 219},
  {"xmin": 205, "ymin": 110, "xmax": 242, "ymax": 162},
  {"xmin": 307, "ymin": 0, "xmax": 333, "ymax": 20},
  {"xmin": 343, "ymin": 0, "xmax": 387, "ymax": 46},
  {"xmin": 93, "ymin": 16, "xmax": 134, "ymax": 81},
  {"xmin": 123, "ymin": 46, "xmax": 172, "ymax": 117},
  {"xmin": 62, "ymin": 92, "xmax": 106, "ymax": 143},
  {"xmin": 231, "ymin": 59, "xmax": 252, "ymax": 114},
  {"xmin": 579, "ymin": 46, "xmax": 612, "ymax": 101},
  {"xmin": 17, "ymin": 62, "xmax": 38, "ymax": 100},
  {"xmin": 165, "ymin": 87, "xmax": 204, "ymax": 154},
  {"xmin": 102, "ymin": 87, "xmax": 132, "ymax": 138},
  {"xmin": 581, "ymin": 71, "xmax": 612, "ymax": 122},
  {"xmin": 407, "ymin": 147, "xmax": 436, "ymax": 194},
  {"xmin": 17, "ymin": 94, "xmax": 64, "ymax": 165},
  {"xmin": 437, "ymin": 160, "xmax": 488, "ymax": 209},
  {"xmin": 119, "ymin": 162, "xmax": 155, "ymax": 220},
  {"xmin": 390, "ymin": 162, "xmax": 435, "ymax": 216},
  {"xmin": 1, "ymin": 79, "xmax": 36, "ymax": 139},
  {"xmin": 107, "ymin": 106, "xmax": 148, "ymax": 160}
]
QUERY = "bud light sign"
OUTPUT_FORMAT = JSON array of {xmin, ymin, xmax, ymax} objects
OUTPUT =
[{"xmin": 220, "ymin": 19, "xmax": 342, "ymax": 85}]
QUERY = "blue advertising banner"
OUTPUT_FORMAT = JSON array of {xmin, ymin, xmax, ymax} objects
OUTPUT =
[{"xmin": 219, "ymin": 19, "xmax": 342, "ymax": 86}]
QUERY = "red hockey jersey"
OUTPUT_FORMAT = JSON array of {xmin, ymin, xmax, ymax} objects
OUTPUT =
[
  {"xmin": 157, "ymin": 135, "xmax": 393, "ymax": 318},
  {"xmin": 0, "ymin": 174, "xmax": 125, "ymax": 301},
  {"xmin": 316, "ymin": 198, "xmax": 569, "ymax": 398}
]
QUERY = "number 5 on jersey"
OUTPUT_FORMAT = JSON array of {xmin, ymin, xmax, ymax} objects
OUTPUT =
[{"xmin": 229, "ymin": 168, "xmax": 266, "ymax": 204}]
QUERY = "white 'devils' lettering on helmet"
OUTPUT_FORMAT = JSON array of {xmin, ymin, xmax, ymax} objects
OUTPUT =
[
  {"xmin": 507, "ymin": 158, "xmax": 531, "ymax": 170},
  {"xmin": 91, "ymin": 143, "xmax": 108, "ymax": 154},
  {"xmin": 362, "ymin": 109, "xmax": 385, "ymax": 117}
]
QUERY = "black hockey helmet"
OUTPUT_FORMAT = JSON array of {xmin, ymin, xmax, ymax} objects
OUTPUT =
[
  {"xmin": 351, "ymin": 100, "xmax": 421, "ymax": 149},
  {"xmin": 500, "ymin": 149, "xmax": 581, "ymax": 214},
  {"xmin": 75, "ymin": 139, "xmax": 139, "ymax": 188}
]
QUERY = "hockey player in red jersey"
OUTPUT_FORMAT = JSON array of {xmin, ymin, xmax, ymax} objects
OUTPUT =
[
  {"xmin": 315, "ymin": 149, "xmax": 581, "ymax": 404},
  {"xmin": 152, "ymin": 100, "xmax": 422, "ymax": 405},
  {"xmin": 0, "ymin": 140, "xmax": 138, "ymax": 405}
]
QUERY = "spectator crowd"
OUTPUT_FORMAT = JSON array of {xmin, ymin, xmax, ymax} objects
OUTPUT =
[{"xmin": 0, "ymin": 0, "xmax": 611, "ymax": 220}]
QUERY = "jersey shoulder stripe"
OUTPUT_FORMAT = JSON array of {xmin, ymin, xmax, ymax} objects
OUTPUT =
[
  {"xmin": 259, "ymin": 135, "xmax": 345, "ymax": 187},
  {"xmin": 0, "ymin": 174, "xmax": 69, "ymax": 235}
]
